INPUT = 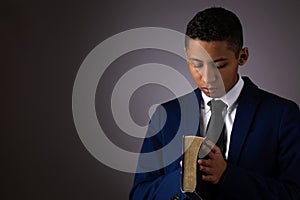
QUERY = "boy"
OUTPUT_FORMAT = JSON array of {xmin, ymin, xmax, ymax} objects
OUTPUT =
[{"xmin": 130, "ymin": 7, "xmax": 300, "ymax": 200}]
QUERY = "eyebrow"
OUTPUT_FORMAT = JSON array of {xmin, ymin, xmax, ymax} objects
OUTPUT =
[
  {"xmin": 189, "ymin": 57, "xmax": 228, "ymax": 63},
  {"xmin": 213, "ymin": 58, "xmax": 228, "ymax": 63}
]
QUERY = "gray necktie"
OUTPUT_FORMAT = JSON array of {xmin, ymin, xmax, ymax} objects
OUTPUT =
[
  {"xmin": 194, "ymin": 100, "xmax": 227, "ymax": 200},
  {"xmin": 199, "ymin": 99, "xmax": 227, "ymax": 158}
]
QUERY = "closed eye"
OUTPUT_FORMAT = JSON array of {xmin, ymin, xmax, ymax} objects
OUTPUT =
[
  {"xmin": 194, "ymin": 64, "xmax": 203, "ymax": 69},
  {"xmin": 190, "ymin": 60, "xmax": 203, "ymax": 69},
  {"xmin": 216, "ymin": 64, "xmax": 226, "ymax": 69}
]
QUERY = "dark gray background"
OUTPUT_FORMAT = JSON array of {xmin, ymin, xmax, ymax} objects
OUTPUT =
[{"xmin": 3, "ymin": 0, "xmax": 300, "ymax": 199}]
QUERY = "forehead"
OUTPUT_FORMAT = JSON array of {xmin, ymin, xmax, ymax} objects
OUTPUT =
[{"xmin": 186, "ymin": 39, "xmax": 234, "ymax": 60}]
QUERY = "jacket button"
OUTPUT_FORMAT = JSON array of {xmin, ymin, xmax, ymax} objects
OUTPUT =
[{"xmin": 170, "ymin": 194, "xmax": 181, "ymax": 200}]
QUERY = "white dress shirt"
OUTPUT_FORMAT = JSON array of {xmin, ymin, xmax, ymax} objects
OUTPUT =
[{"xmin": 200, "ymin": 75, "xmax": 244, "ymax": 159}]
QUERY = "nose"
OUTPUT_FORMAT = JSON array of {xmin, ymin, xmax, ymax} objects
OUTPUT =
[{"xmin": 201, "ymin": 64, "xmax": 217, "ymax": 84}]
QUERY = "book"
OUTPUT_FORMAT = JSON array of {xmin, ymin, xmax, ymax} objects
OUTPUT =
[{"xmin": 181, "ymin": 136, "xmax": 204, "ymax": 192}]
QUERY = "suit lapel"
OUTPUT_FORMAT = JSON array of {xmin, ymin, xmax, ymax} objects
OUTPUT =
[{"xmin": 227, "ymin": 77, "xmax": 261, "ymax": 164}]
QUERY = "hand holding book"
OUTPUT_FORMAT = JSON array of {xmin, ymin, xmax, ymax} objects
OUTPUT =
[{"xmin": 181, "ymin": 137, "xmax": 227, "ymax": 193}]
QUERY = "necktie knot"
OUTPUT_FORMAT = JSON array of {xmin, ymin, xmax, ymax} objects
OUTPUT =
[{"xmin": 209, "ymin": 99, "xmax": 227, "ymax": 115}]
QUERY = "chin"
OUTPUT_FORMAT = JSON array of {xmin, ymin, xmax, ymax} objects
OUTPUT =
[{"xmin": 209, "ymin": 91, "xmax": 226, "ymax": 98}]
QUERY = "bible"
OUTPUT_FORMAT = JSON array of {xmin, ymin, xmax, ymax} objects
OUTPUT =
[{"xmin": 181, "ymin": 135, "xmax": 204, "ymax": 192}]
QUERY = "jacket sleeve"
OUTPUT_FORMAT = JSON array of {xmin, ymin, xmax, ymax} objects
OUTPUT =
[
  {"xmin": 129, "ymin": 106, "xmax": 186, "ymax": 200},
  {"xmin": 219, "ymin": 102, "xmax": 300, "ymax": 200},
  {"xmin": 130, "ymin": 167, "xmax": 183, "ymax": 200}
]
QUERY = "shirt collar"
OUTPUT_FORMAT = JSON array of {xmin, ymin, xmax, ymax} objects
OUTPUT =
[{"xmin": 201, "ymin": 75, "xmax": 244, "ymax": 112}]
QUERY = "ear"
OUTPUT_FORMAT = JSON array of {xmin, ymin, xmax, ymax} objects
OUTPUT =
[
  {"xmin": 238, "ymin": 47, "xmax": 249, "ymax": 65},
  {"xmin": 184, "ymin": 47, "xmax": 190, "ymax": 63},
  {"xmin": 184, "ymin": 47, "xmax": 188, "ymax": 58}
]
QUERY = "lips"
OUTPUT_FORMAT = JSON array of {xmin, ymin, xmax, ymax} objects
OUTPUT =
[{"xmin": 202, "ymin": 87, "xmax": 217, "ymax": 94}]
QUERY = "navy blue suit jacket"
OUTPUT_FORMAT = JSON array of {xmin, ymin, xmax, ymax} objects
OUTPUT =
[{"xmin": 130, "ymin": 77, "xmax": 300, "ymax": 200}]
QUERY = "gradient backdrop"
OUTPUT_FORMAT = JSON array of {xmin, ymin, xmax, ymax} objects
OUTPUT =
[{"xmin": 3, "ymin": 0, "xmax": 300, "ymax": 199}]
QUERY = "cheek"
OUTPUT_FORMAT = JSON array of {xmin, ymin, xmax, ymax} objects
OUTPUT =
[
  {"xmin": 188, "ymin": 66, "xmax": 202, "ymax": 81},
  {"xmin": 219, "ymin": 71, "xmax": 227, "ymax": 81},
  {"xmin": 219, "ymin": 72, "xmax": 231, "ymax": 87},
  {"xmin": 219, "ymin": 67, "xmax": 238, "ymax": 87}
]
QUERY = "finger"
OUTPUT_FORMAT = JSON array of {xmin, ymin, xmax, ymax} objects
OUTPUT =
[
  {"xmin": 202, "ymin": 143, "xmax": 216, "ymax": 159},
  {"xmin": 199, "ymin": 140, "xmax": 218, "ymax": 158},
  {"xmin": 180, "ymin": 161, "xmax": 182, "ymax": 167},
  {"xmin": 198, "ymin": 143, "xmax": 210, "ymax": 158},
  {"xmin": 201, "ymin": 141, "xmax": 211, "ymax": 153},
  {"xmin": 199, "ymin": 165, "xmax": 211, "ymax": 174},
  {"xmin": 202, "ymin": 174, "xmax": 218, "ymax": 184},
  {"xmin": 205, "ymin": 140, "xmax": 220, "ymax": 154},
  {"xmin": 198, "ymin": 159, "xmax": 211, "ymax": 167},
  {"xmin": 204, "ymin": 139, "xmax": 214, "ymax": 147}
]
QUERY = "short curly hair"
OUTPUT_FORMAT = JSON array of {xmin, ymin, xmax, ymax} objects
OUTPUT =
[{"xmin": 185, "ymin": 7, "xmax": 243, "ymax": 58}]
